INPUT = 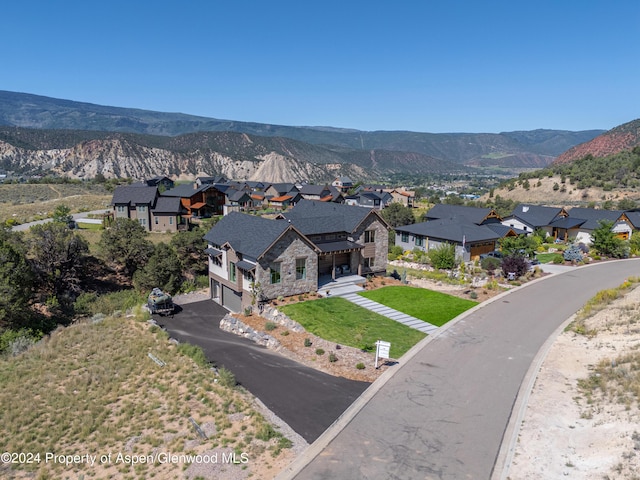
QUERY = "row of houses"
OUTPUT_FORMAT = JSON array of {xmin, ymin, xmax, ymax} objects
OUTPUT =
[
  {"xmin": 110, "ymin": 175, "xmax": 415, "ymax": 232},
  {"xmin": 396, "ymin": 203, "xmax": 640, "ymax": 263}
]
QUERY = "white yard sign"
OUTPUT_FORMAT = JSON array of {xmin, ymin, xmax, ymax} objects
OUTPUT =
[{"xmin": 375, "ymin": 340, "xmax": 391, "ymax": 369}]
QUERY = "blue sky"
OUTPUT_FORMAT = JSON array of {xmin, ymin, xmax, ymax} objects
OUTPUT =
[{"xmin": 2, "ymin": 1, "xmax": 638, "ymax": 133}]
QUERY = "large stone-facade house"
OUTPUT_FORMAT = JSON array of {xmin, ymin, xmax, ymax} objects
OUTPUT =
[{"xmin": 204, "ymin": 200, "xmax": 389, "ymax": 312}]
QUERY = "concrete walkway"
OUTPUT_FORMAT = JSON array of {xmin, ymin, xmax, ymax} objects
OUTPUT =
[{"xmin": 340, "ymin": 292, "xmax": 438, "ymax": 335}]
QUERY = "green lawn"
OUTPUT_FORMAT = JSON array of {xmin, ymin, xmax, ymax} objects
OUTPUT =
[
  {"xmin": 359, "ymin": 286, "xmax": 477, "ymax": 327},
  {"xmin": 536, "ymin": 252, "xmax": 562, "ymax": 263},
  {"xmin": 279, "ymin": 297, "xmax": 426, "ymax": 359}
]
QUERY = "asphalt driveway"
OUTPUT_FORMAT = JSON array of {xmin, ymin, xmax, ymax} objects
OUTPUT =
[{"xmin": 154, "ymin": 299, "xmax": 370, "ymax": 443}]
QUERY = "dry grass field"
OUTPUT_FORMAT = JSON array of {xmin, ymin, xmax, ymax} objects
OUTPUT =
[
  {"xmin": 0, "ymin": 310, "xmax": 299, "ymax": 480},
  {"xmin": 481, "ymin": 174, "xmax": 640, "ymax": 207},
  {"xmin": 0, "ymin": 183, "xmax": 112, "ymax": 224}
]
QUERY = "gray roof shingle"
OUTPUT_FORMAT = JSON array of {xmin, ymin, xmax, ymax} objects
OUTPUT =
[
  {"xmin": 281, "ymin": 199, "xmax": 378, "ymax": 235},
  {"xmin": 567, "ymin": 207, "xmax": 625, "ymax": 230},
  {"xmin": 203, "ymin": 212, "xmax": 290, "ymax": 258},
  {"xmin": 111, "ymin": 185, "xmax": 158, "ymax": 206},
  {"xmin": 396, "ymin": 219, "xmax": 500, "ymax": 244}
]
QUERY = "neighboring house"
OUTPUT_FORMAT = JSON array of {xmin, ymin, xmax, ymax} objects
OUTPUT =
[
  {"xmin": 264, "ymin": 183, "xmax": 298, "ymax": 198},
  {"xmin": 269, "ymin": 195, "xmax": 294, "ymax": 209},
  {"xmin": 162, "ymin": 183, "xmax": 225, "ymax": 218},
  {"xmin": 223, "ymin": 188, "xmax": 255, "ymax": 213},
  {"xmin": 501, "ymin": 204, "xmax": 569, "ymax": 236},
  {"xmin": 111, "ymin": 184, "xmax": 188, "ymax": 232},
  {"xmin": 298, "ymin": 184, "xmax": 343, "ymax": 203},
  {"xmin": 344, "ymin": 191, "xmax": 385, "ymax": 209},
  {"xmin": 145, "ymin": 176, "xmax": 175, "ymax": 190},
  {"xmin": 387, "ymin": 189, "xmax": 415, "ymax": 208},
  {"xmin": 562, "ymin": 208, "xmax": 634, "ymax": 243},
  {"xmin": 332, "ymin": 176, "xmax": 354, "ymax": 193},
  {"xmin": 203, "ymin": 200, "xmax": 389, "ymax": 312},
  {"xmin": 395, "ymin": 218, "xmax": 505, "ymax": 262},
  {"xmin": 111, "ymin": 185, "xmax": 158, "ymax": 231},
  {"xmin": 151, "ymin": 196, "xmax": 188, "ymax": 232}
]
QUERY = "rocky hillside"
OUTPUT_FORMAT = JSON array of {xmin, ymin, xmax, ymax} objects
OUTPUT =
[
  {"xmin": 0, "ymin": 91, "xmax": 605, "ymax": 168},
  {"xmin": 0, "ymin": 128, "xmax": 458, "ymax": 182},
  {"xmin": 554, "ymin": 119, "xmax": 640, "ymax": 165}
]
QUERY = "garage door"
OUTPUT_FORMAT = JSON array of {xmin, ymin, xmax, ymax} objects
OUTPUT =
[{"xmin": 222, "ymin": 285, "xmax": 242, "ymax": 312}]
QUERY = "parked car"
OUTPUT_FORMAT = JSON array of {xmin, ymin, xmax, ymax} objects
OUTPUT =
[{"xmin": 479, "ymin": 251, "xmax": 503, "ymax": 260}]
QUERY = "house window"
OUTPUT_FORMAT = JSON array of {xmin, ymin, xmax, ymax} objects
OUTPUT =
[
  {"xmin": 364, "ymin": 257, "xmax": 375, "ymax": 268},
  {"xmin": 136, "ymin": 205, "xmax": 147, "ymax": 213},
  {"xmin": 155, "ymin": 217, "xmax": 159, "ymax": 225},
  {"xmin": 229, "ymin": 262, "xmax": 237, "ymax": 282},
  {"xmin": 296, "ymin": 258, "xmax": 306, "ymax": 280},
  {"xmin": 415, "ymin": 236, "xmax": 424, "ymax": 247},
  {"xmin": 401, "ymin": 232, "xmax": 409, "ymax": 243},
  {"xmin": 364, "ymin": 230, "xmax": 375, "ymax": 243},
  {"xmin": 117, "ymin": 205, "xmax": 126, "ymax": 213},
  {"xmin": 138, "ymin": 218, "xmax": 147, "ymax": 227},
  {"xmin": 169, "ymin": 217, "xmax": 173, "ymax": 225},
  {"xmin": 270, "ymin": 263, "xmax": 281, "ymax": 284}
]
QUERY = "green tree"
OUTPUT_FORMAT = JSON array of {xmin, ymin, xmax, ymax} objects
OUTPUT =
[
  {"xmin": 0, "ymin": 228, "xmax": 35, "ymax": 328},
  {"xmin": 28, "ymin": 223, "xmax": 89, "ymax": 304},
  {"xmin": 133, "ymin": 243, "xmax": 183, "ymax": 294},
  {"xmin": 381, "ymin": 202, "xmax": 415, "ymax": 228},
  {"xmin": 428, "ymin": 243, "xmax": 457, "ymax": 270},
  {"xmin": 98, "ymin": 218, "xmax": 154, "ymax": 276},
  {"xmin": 499, "ymin": 234, "xmax": 540, "ymax": 258},
  {"xmin": 629, "ymin": 231, "xmax": 640, "ymax": 255},
  {"xmin": 591, "ymin": 220, "xmax": 628, "ymax": 258},
  {"xmin": 171, "ymin": 227, "xmax": 208, "ymax": 278},
  {"xmin": 617, "ymin": 198, "xmax": 637, "ymax": 210},
  {"xmin": 52, "ymin": 204, "xmax": 73, "ymax": 224}
]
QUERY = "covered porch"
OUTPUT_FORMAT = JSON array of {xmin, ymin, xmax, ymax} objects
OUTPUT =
[{"xmin": 316, "ymin": 240, "xmax": 364, "ymax": 280}]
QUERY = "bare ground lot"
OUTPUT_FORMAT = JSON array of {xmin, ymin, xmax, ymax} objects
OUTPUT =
[
  {"xmin": 507, "ymin": 285, "xmax": 640, "ymax": 479},
  {"xmin": 0, "ymin": 183, "xmax": 111, "ymax": 223}
]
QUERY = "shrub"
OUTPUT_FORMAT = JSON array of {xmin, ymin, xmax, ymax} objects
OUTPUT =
[
  {"xmin": 469, "ymin": 290, "xmax": 478, "ymax": 300},
  {"xmin": 563, "ymin": 244, "xmax": 584, "ymax": 263},
  {"xmin": 315, "ymin": 348, "xmax": 325, "ymax": 355},
  {"xmin": 216, "ymin": 367, "xmax": 237, "ymax": 388},
  {"xmin": 501, "ymin": 255, "xmax": 528, "ymax": 278},
  {"xmin": 356, "ymin": 362, "xmax": 365, "ymax": 370},
  {"xmin": 177, "ymin": 343, "xmax": 209, "ymax": 368},
  {"xmin": 552, "ymin": 254, "xmax": 565, "ymax": 264},
  {"xmin": 480, "ymin": 256, "xmax": 501, "ymax": 273},
  {"xmin": 329, "ymin": 353, "xmax": 337, "ymax": 363},
  {"xmin": 428, "ymin": 242, "xmax": 457, "ymax": 270},
  {"xmin": 281, "ymin": 330, "xmax": 289, "ymax": 336},
  {"xmin": 0, "ymin": 328, "xmax": 40, "ymax": 356},
  {"xmin": 304, "ymin": 338, "xmax": 312, "ymax": 347},
  {"xmin": 265, "ymin": 321, "xmax": 277, "ymax": 331}
]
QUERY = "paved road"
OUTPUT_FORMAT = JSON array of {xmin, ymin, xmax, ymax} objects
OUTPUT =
[
  {"xmin": 280, "ymin": 259, "xmax": 640, "ymax": 479},
  {"xmin": 11, "ymin": 209, "xmax": 110, "ymax": 231},
  {"xmin": 154, "ymin": 300, "xmax": 370, "ymax": 443}
]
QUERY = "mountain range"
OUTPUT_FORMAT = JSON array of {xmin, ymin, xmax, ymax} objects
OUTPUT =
[
  {"xmin": 0, "ymin": 90, "xmax": 613, "ymax": 182},
  {"xmin": 553, "ymin": 118, "xmax": 640, "ymax": 164}
]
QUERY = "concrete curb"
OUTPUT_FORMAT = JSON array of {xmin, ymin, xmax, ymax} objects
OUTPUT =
[{"xmin": 275, "ymin": 264, "xmax": 593, "ymax": 480}]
